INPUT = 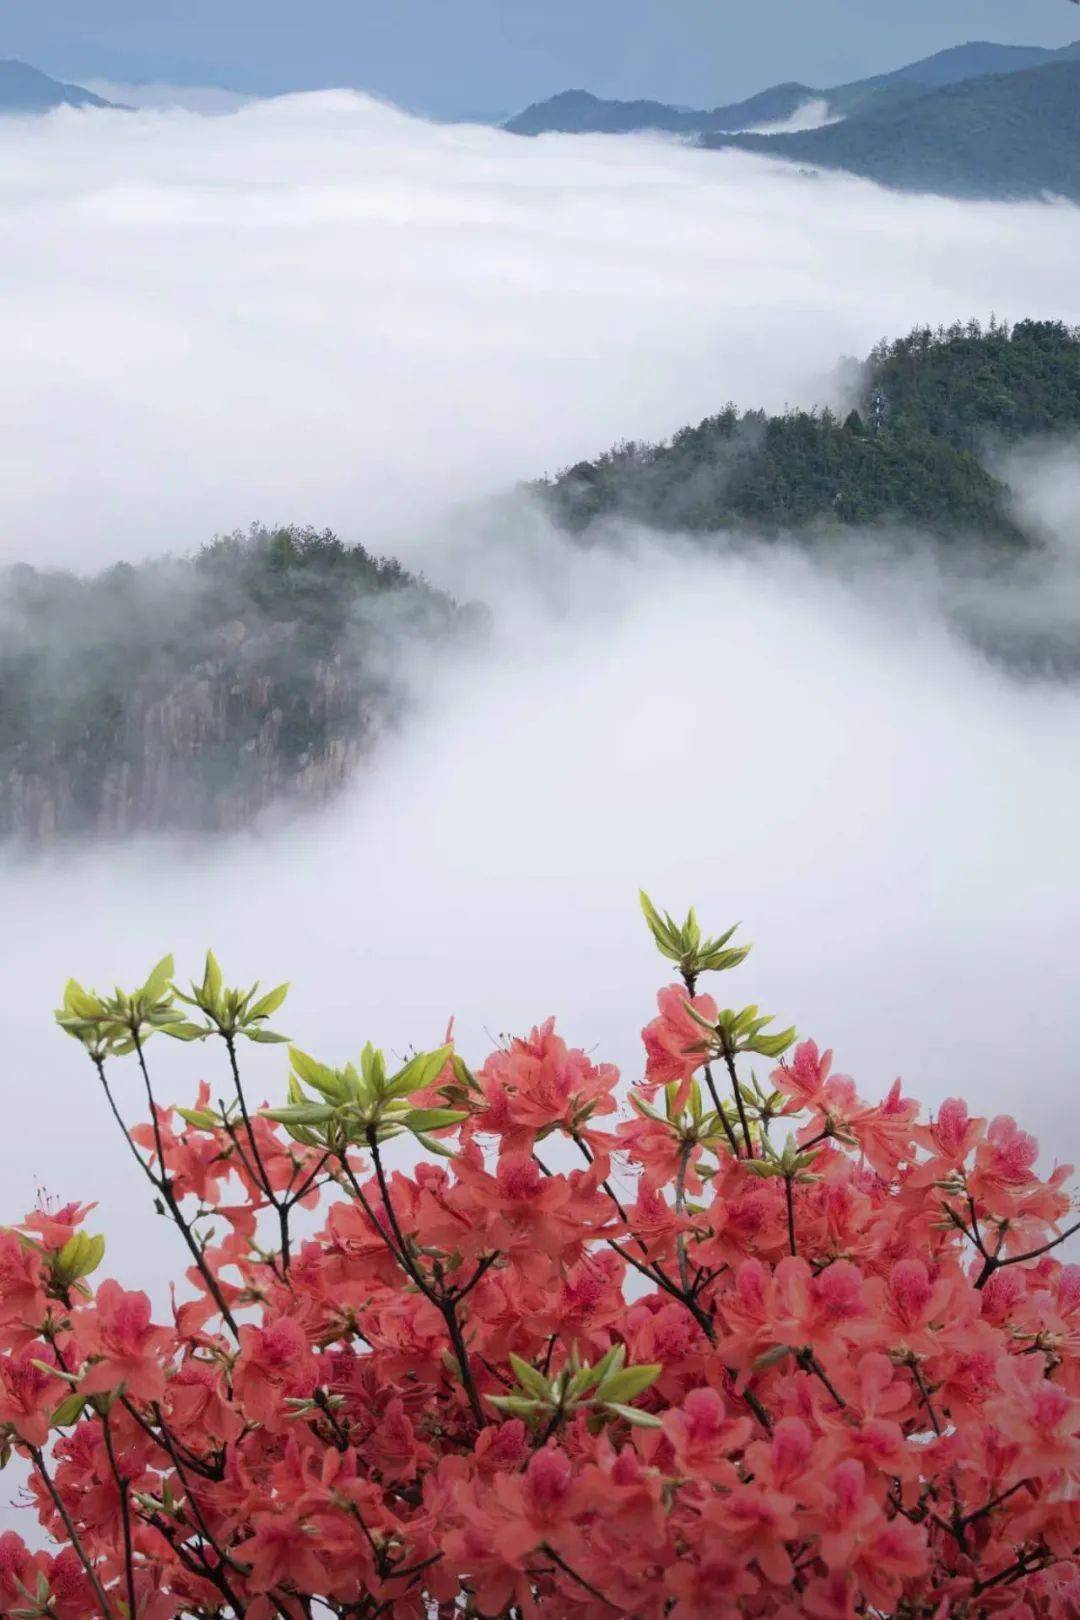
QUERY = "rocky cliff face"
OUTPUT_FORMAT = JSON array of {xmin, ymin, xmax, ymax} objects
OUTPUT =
[
  {"xmin": 2, "ymin": 643, "xmax": 380, "ymax": 841},
  {"xmin": 0, "ymin": 528, "xmax": 468, "ymax": 843}
]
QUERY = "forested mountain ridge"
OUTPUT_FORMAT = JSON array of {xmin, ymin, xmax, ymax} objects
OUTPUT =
[
  {"xmin": 505, "ymin": 38, "xmax": 1078, "ymax": 137},
  {"xmin": 0, "ymin": 59, "xmax": 118, "ymax": 114},
  {"xmin": 0, "ymin": 527, "xmax": 473, "ymax": 842},
  {"xmin": 705, "ymin": 60, "xmax": 1080, "ymax": 201},
  {"xmin": 536, "ymin": 321, "xmax": 1080, "ymax": 542},
  {"xmin": 3, "ymin": 324, "xmax": 1078, "ymax": 844}
]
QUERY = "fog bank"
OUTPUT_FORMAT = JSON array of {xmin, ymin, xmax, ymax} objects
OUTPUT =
[
  {"xmin": 1, "ymin": 91, "xmax": 1078, "ymax": 569},
  {"xmin": 2, "ymin": 520, "xmax": 1077, "ymax": 1307}
]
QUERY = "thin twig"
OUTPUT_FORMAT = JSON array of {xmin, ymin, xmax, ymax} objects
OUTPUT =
[
  {"xmin": 30, "ymin": 1447, "xmax": 116, "ymax": 1618},
  {"xmin": 100, "ymin": 1409, "xmax": 137, "ymax": 1620}
]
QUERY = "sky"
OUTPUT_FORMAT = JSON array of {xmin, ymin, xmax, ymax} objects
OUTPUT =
[{"xmin": 2, "ymin": 0, "xmax": 1079, "ymax": 116}]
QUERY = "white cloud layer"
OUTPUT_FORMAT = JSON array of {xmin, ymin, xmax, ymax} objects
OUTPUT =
[
  {"xmin": 0, "ymin": 91, "xmax": 1077, "ymax": 570},
  {"xmin": 81, "ymin": 80, "xmax": 258, "ymax": 113},
  {"xmin": 0, "ymin": 96, "xmax": 1077, "ymax": 1376},
  {"xmin": 4, "ymin": 521, "xmax": 1080, "ymax": 1304}
]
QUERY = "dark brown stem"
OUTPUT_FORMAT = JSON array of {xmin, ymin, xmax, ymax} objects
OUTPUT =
[
  {"xmin": 544, "ymin": 1151, "xmax": 771, "ymax": 1434},
  {"xmin": 285, "ymin": 1151, "xmax": 333, "ymax": 1211},
  {"xmin": 30, "ymin": 1447, "xmax": 116, "ymax": 1618},
  {"xmin": 973, "ymin": 1550, "xmax": 1051, "ymax": 1595},
  {"xmin": 225, "ymin": 1036, "xmax": 295, "ymax": 1275},
  {"xmin": 700, "ymin": 1062, "xmax": 742, "ymax": 1158},
  {"xmin": 130, "ymin": 1038, "xmax": 240, "ymax": 1336},
  {"xmin": 351, "ymin": 1144, "xmax": 486, "ymax": 1428},
  {"xmin": 450, "ymin": 1251, "xmax": 499, "ymax": 1303},
  {"xmin": 797, "ymin": 1349, "xmax": 846, "ymax": 1410},
  {"xmin": 542, "ymin": 1544, "xmax": 621, "ymax": 1612},
  {"xmin": 719, "ymin": 1037, "xmax": 754, "ymax": 1158},
  {"xmin": 119, "ymin": 1395, "xmax": 222, "ymax": 1481},
  {"xmin": 100, "ymin": 1408, "xmax": 137, "ymax": 1620},
  {"xmin": 975, "ymin": 1219, "xmax": 1080, "ymax": 1288},
  {"xmin": 567, "ymin": 1138, "xmax": 681, "ymax": 1291},
  {"xmin": 437, "ymin": 1296, "xmax": 486, "ymax": 1429},
  {"xmin": 312, "ymin": 1388, "xmax": 351, "ymax": 1451},
  {"xmin": 225, "ymin": 1035, "xmax": 272, "ymax": 1194},
  {"xmin": 909, "ymin": 1358, "xmax": 942, "ymax": 1436},
  {"xmin": 149, "ymin": 1403, "xmax": 240, "ymax": 1584},
  {"xmin": 962, "ymin": 1479, "xmax": 1031, "ymax": 1525}
]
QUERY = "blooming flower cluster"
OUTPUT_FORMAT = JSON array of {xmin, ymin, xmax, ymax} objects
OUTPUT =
[{"xmin": 0, "ymin": 902, "xmax": 1076, "ymax": 1618}]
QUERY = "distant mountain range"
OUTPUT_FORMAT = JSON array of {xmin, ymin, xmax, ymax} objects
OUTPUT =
[
  {"xmin": 505, "ymin": 38, "xmax": 1080, "ymax": 136},
  {"xmin": 0, "ymin": 59, "xmax": 120, "ymax": 114},
  {"xmin": 705, "ymin": 59, "xmax": 1080, "ymax": 202},
  {"xmin": 506, "ymin": 40, "xmax": 1080, "ymax": 202}
]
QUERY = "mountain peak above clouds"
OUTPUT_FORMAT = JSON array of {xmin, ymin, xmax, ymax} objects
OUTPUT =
[
  {"xmin": 505, "ymin": 36, "xmax": 1080, "ymax": 137},
  {"xmin": 0, "ymin": 59, "xmax": 120, "ymax": 114}
]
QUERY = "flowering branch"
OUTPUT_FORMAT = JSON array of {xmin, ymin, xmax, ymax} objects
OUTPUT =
[{"xmin": 0, "ymin": 912, "xmax": 1068, "ymax": 1620}]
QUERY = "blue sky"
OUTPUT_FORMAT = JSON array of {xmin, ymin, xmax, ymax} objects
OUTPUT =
[{"xmin": 3, "ymin": 0, "xmax": 1079, "ymax": 116}]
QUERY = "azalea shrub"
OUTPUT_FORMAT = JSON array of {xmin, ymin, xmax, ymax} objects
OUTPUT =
[{"xmin": 1, "ymin": 898, "xmax": 1077, "ymax": 1619}]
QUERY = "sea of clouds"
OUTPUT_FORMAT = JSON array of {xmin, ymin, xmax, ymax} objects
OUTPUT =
[
  {"xmin": 1, "ymin": 89, "xmax": 1079, "ymax": 568},
  {"xmin": 0, "ymin": 90, "xmax": 1078, "ymax": 1314}
]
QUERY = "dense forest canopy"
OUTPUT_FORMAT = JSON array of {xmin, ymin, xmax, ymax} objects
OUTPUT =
[
  {"xmin": 536, "ymin": 320, "xmax": 1080, "ymax": 543},
  {"xmin": 2, "ymin": 322, "xmax": 1078, "ymax": 843}
]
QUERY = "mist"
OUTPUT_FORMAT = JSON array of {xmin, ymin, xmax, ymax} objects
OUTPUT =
[
  {"xmin": 1, "ymin": 91, "xmax": 1078, "ymax": 569},
  {"xmin": 2, "ymin": 509, "xmax": 1078, "ymax": 1302},
  {"xmin": 0, "ymin": 98, "xmax": 1077, "ymax": 1307}
]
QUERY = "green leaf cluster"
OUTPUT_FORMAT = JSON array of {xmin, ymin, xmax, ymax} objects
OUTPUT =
[
  {"xmin": 55, "ymin": 955, "xmax": 196, "ymax": 1058},
  {"xmin": 683, "ymin": 998, "xmax": 796, "ymax": 1062},
  {"xmin": 488, "ymin": 1344, "xmax": 663, "ymax": 1431},
  {"xmin": 630, "ymin": 1076, "xmax": 739, "ymax": 1157},
  {"xmin": 263, "ymin": 1042, "xmax": 467, "ymax": 1155},
  {"xmin": 8, "ymin": 1567, "xmax": 55, "ymax": 1620},
  {"xmin": 175, "ymin": 950, "xmax": 290, "ymax": 1044},
  {"xmin": 742, "ymin": 1133, "xmax": 822, "ymax": 1181},
  {"xmin": 55, "ymin": 950, "xmax": 290, "ymax": 1060},
  {"xmin": 50, "ymin": 1231, "xmax": 106, "ymax": 1290},
  {"xmin": 639, "ymin": 891, "xmax": 750, "ymax": 984}
]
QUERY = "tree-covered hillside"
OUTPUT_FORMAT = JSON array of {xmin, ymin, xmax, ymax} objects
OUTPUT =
[
  {"xmin": 536, "ymin": 320, "xmax": 1080, "ymax": 542},
  {"xmin": 4, "ymin": 324, "xmax": 1078, "ymax": 843},
  {"xmin": 0, "ymin": 527, "xmax": 473, "ymax": 841},
  {"xmin": 705, "ymin": 60, "xmax": 1080, "ymax": 201}
]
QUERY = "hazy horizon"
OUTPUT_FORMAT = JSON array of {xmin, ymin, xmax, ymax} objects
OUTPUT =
[{"xmin": 3, "ymin": 0, "xmax": 1080, "ymax": 118}]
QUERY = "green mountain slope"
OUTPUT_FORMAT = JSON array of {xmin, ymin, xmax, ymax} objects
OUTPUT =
[
  {"xmin": 536, "ymin": 320, "xmax": 1080, "ymax": 543},
  {"xmin": 704, "ymin": 60, "xmax": 1080, "ymax": 200},
  {"xmin": 4, "ymin": 324, "xmax": 1079, "ymax": 842},
  {"xmin": 0, "ymin": 59, "xmax": 117, "ymax": 113}
]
